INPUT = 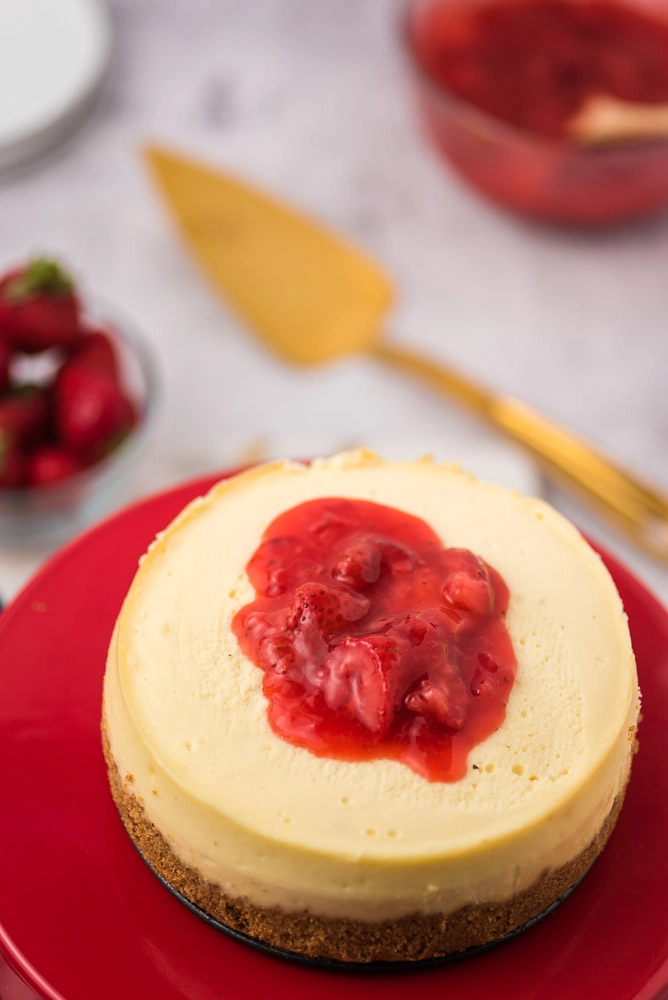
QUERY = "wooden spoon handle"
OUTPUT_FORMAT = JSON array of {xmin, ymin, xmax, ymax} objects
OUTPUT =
[{"xmin": 373, "ymin": 341, "xmax": 668, "ymax": 563}]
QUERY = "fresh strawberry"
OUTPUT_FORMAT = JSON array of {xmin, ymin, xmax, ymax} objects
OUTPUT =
[
  {"xmin": 0, "ymin": 385, "xmax": 51, "ymax": 448},
  {"xmin": 0, "ymin": 335, "xmax": 10, "ymax": 391},
  {"xmin": 0, "ymin": 434, "xmax": 24, "ymax": 487},
  {"xmin": 286, "ymin": 583, "xmax": 370, "ymax": 637},
  {"xmin": 67, "ymin": 328, "xmax": 119, "ymax": 380},
  {"xmin": 56, "ymin": 365, "xmax": 128, "ymax": 454},
  {"xmin": 0, "ymin": 258, "xmax": 81, "ymax": 354},
  {"xmin": 26, "ymin": 446, "xmax": 83, "ymax": 487},
  {"xmin": 80, "ymin": 388, "xmax": 137, "ymax": 462}
]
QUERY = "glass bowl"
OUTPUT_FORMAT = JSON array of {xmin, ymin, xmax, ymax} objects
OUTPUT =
[
  {"xmin": 403, "ymin": 0, "xmax": 668, "ymax": 226},
  {"xmin": 0, "ymin": 301, "xmax": 159, "ymax": 546}
]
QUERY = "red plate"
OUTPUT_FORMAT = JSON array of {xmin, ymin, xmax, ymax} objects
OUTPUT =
[{"xmin": 1, "ymin": 474, "xmax": 667, "ymax": 1000}]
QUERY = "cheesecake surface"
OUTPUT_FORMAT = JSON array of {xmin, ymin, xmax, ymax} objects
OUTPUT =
[{"xmin": 103, "ymin": 451, "xmax": 639, "ymax": 935}]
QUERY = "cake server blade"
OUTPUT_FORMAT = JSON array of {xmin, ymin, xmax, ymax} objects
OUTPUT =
[{"xmin": 144, "ymin": 146, "xmax": 391, "ymax": 365}]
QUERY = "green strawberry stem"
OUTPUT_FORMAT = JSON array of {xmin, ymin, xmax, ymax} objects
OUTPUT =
[{"xmin": 5, "ymin": 258, "xmax": 74, "ymax": 303}]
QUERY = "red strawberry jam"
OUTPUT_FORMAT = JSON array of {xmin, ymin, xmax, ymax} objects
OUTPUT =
[
  {"xmin": 233, "ymin": 498, "xmax": 516, "ymax": 782},
  {"xmin": 413, "ymin": 0, "xmax": 668, "ymax": 139}
]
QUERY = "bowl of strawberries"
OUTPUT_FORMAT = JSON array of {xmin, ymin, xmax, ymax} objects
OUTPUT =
[{"xmin": 0, "ymin": 257, "xmax": 157, "ymax": 544}]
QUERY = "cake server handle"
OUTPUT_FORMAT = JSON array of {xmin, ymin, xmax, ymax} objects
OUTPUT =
[{"xmin": 373, "ymin": 341, "xmax": 668, "ymax": 564}]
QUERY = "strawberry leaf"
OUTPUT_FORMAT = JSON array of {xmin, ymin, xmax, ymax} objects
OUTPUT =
[{"xmin": 4, "ymin": 258, "xmax": 74, "ymax": 304}]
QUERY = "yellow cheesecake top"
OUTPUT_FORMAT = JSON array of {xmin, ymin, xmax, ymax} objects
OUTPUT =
[{"xmin": 113, "ymin": 450, "xmax": 639, "ymax": 863}]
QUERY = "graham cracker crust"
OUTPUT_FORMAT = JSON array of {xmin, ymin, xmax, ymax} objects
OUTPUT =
[{"xmin": 102, "ymin": 722, "xmax": 625, "ymax": 965}]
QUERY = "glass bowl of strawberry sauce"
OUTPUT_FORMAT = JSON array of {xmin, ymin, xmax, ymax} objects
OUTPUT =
[
  {"xmin": 404, "ymin": 0, "xmax": 668, "ymax": 225},
  {"xmin": 0, "ymin": 259, "xmax": 158, "ymax": 546}
]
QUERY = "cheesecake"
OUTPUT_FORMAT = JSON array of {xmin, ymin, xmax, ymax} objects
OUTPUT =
[{"xmin": 102, "ymin": 451, "xmax": 640, "ymax": 963}]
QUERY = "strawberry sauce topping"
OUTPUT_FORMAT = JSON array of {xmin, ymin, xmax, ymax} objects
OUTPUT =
[{"xmin": 233, "ymin": 498, "xmax": 516, "ymax": 782}]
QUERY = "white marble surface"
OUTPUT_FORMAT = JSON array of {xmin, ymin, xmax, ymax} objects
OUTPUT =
[{"xmin": 1, "ymin": 0, "xmax": 667, "ymax": 608}]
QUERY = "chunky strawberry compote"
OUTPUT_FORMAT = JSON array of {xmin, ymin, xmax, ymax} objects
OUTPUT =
[{"xmin": 233, "ymin": 497, "xmax": 516, "ymax": 781}]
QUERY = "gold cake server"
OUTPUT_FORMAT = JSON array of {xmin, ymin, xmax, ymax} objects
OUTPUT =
[{"xmin": 145, "ymin": 145, "xmax": 668, "ymax": 564}]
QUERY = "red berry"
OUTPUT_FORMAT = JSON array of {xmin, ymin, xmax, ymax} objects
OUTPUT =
[
  {"xmin": 26, "ymin": 446, "xmax": 83, "ymax": 487},
  {"xmin": 0, "ymin": 386, "xmax": 51, "ymax": 449},
  {"xmin": 0, "ymin": 258, "xmax": 81, "ymax": 354},
  {"xmin": 68, "ymin": 328, "xmax": 119, "ymax": 380},
  {"xmin": 56, "ymin": 365, "xmax": 127, "ymax": 454}
]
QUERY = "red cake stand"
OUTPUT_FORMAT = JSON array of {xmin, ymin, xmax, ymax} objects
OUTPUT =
[{"xmin": 1, "ymin": 473, "xmax": 667, "ymax": 1000}]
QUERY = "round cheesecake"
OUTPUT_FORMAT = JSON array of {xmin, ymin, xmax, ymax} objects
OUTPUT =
[{"xmin": 102, "ymin": 450, "xmax": 640, "ymax": 964}]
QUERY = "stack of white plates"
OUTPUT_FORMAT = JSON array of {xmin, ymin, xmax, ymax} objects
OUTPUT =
[{"xmin": 0, "ymin": 0, "xmax": 112, "ymax": 172}]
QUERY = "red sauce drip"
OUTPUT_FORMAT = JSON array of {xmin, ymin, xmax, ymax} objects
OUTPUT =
[
  {"xmin": 414, "ymin": 0, "xmax": 668, "ymax": 137},
  {"xmin": 232, "ymin": 498, "xmax": 516, "ymax": 782}
]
